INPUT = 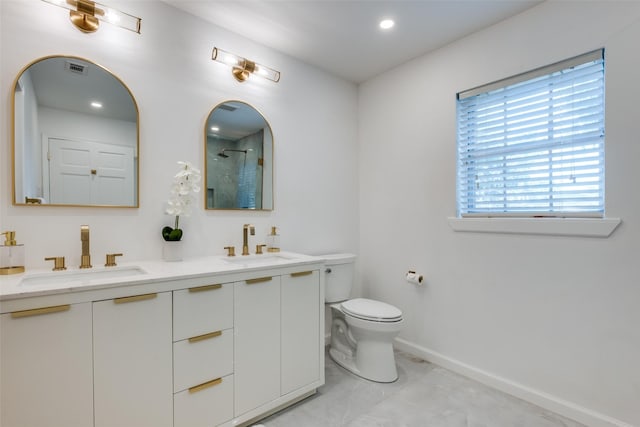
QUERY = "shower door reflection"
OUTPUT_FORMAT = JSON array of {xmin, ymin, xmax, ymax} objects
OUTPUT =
[{"xmin": 205, "ymin": 101, "xmax": 273, "ymax": 210}]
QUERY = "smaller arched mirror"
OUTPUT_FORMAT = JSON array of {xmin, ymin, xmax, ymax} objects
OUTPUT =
[
  {"xmin": 12, "ymin": 56, "xmax": 139, "ymax": 207},
  {"xmin": 205, "ymin": 101, "xmax": 273, "ymax": 210}
]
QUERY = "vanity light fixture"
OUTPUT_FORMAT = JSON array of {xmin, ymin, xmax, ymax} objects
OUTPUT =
[
  {"xmin": 212, "ymin": 47, "xmax": 280, "ymax": 83},
  {"xmin": 41, "ymin": 0, "xmax": 141, "ymax": 34}
]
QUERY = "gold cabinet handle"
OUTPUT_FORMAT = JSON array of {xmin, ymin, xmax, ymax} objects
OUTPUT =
[
  {"xmin": 188, "ymin": 330, "xmax": 222, "ymax": 343},
  {"xmin": 246, "ymin": 276, "xmax": 272, "ymax": 285},
  {"xmin": 188, "ymin": 377, "xmax": 222, "ymax": 394},
  {"xmin": 188, "ymin": 284, "xmax": 222, "ymax": 293},
  {"xmin": 11, "ymin": 304, "xmax": 70, "ymax": 318},
  {"xmin": 291, "ymin": 271, "xmax": 313, "ymax": 277},
  {"xmin": 114, "ymin": 293, "xmax": 157, "ymax": 304}
]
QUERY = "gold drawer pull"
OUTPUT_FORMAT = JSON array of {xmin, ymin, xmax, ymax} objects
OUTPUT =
[
  {"xmin": 114, "ymin": 293, "xmax": 157, "ymax": 304},
  {"xmin": 246, "ymin": 276, "xmax": 272, "ymax": 285},
  {"xmin": 188, "ymin": 284, "xmax": 222, "ymax": 293},
  {"xmin": 11, "ymin": 304, "xmax": 70, "ymax": 318},
  {"xmin": 189, "ymin": 377, "xmax": 222, "ymax": 394},
  {"xmin": 291, "ymin": 271, "xmax": 313, "ymax": 277},
  {"xmin": 188, "ymin": 330, "xmax": 222, "ymax": 343}
]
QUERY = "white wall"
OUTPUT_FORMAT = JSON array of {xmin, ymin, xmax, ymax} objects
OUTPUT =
[
  {"xmin": 0, "ymin": 0, "xmax": 359, "ymax": 267},
  {"xmin": 38, "ymin": 107, "xmax": 137, "ymax": 150},
  {"xmin": 358, "ymin": 2, "xmax": 640, "ymax": 426}
]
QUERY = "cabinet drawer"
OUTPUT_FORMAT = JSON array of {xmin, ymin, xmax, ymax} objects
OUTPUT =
[
  {"xmin": 174, "ymin": 374, "xmax": 233, "ymax": 427},
  {"xmin": 174, "ymin": 328, "xmax": 233, "ymax": 393},
  {"xmin": 173, "ymin": 283, "xmax": 233, "ymax": 342}
]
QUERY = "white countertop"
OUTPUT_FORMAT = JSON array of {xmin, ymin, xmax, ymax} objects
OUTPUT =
[{"xmin": 0, "ymin": 252, "xmax": 324, "ymax": 301}]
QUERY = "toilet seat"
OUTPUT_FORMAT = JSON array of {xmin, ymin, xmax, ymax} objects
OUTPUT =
[{"xmin": 341, "ymin": 298, "xmax": 403, "ymax": 323}]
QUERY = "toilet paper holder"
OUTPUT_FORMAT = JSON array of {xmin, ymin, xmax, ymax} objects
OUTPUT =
[{"xmin": 406, "ymin": 270, "xmax": 424, "ymax": 285}]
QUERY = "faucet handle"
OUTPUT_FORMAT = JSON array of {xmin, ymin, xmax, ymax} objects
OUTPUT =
[
  {"xmin": 256, "ymin": 244, "xmax": 267, "ymax": 255},
  {"xmin": 105, "ymin": 253, "xmax": 123, "ymax": 267},
  {"xmin": 224, "ymin": 246, "xmax": 236, "ymax": 257},
  {"xmin": 44, "ymin": 257, "xmax": 66, "ymax": 271}
]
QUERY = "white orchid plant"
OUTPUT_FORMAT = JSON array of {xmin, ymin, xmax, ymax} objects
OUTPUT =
[{"xmin": 163, "ymin": 161, "xmax": 201, "ymax": 241}]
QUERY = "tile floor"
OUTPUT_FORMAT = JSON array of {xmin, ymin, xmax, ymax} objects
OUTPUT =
[{"xmin": 258, "ymin": 350, "xmax": 585, "ymax": 427}]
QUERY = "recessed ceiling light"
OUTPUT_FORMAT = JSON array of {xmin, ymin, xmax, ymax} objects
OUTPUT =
[
  {"xmin": 90, "ymin": 101, "xmax": 103, "ymax": 108},
  {"xmin": 211, "ymin": 126, "xmax": 219, "ymax": 132},
  {"xmin": 379, "ymin": 19, "xmax": 394, "ymax": 30}
]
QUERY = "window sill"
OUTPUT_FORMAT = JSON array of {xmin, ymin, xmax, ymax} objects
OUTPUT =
[{"xmin": 447, "ymin": 217, "xmax": 621, "ymax": 238}]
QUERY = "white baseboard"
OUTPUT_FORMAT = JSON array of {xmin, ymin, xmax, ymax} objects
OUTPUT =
[{"xmin": 394, "ymin": 337, "xmax": 633, "ymax": 427}]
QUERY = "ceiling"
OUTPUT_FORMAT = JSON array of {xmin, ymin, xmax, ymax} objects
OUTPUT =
[
  {"xmin": 206, "ymin": 101, "xmax": 269, "ymax": 140},
  {"xmin": 27, "ymin": 57, "xmax": 137, "ymax": 122},
  {"xmin": 165, "ymin": 0, "xmax": 543, "ymax": 83}
]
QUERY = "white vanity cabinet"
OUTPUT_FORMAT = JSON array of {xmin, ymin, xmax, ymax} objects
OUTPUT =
[
  {"xmin": 173, "ymin": 283, "xmax": 234, "ymax": 427},
  {"xmin": 233, "ymin": 268, "xmax": 323, "ymax": 422},
  {"xmin": 281, "ymin": 270, "xmax": 321, "ymax": 395},
  {"xmin": 93, "ymin": 292, "xmax": 173, "ymax": 427},
  {"xmin": 0, "ymin": 302, "xmax": 93, "ymax": 427},
  {"xmin": 234, "ymin": 275, "xmax": 282, "ymax": 417},
  {"xmin": 0, "ymin": 254, "xmax": 324, "ymax": 427}
]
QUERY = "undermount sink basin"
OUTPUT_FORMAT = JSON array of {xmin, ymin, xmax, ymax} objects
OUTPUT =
[
  {"xmin": 223, "ymin": 253, "xmax": 300, "ymax": 266},
  {"xmin": 19, "ymin": 265, "xmax": 148, "ymax": 287}
]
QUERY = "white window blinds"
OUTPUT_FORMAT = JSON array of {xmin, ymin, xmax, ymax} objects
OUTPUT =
[{"xmin": 456, "ymin": 49, "xmax": 605, "ymax": 217}]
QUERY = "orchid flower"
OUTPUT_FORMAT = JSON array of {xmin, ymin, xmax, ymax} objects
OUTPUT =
[{"xmin": 164, "ymin": 161, "xmax": 201, "ymax": 236}]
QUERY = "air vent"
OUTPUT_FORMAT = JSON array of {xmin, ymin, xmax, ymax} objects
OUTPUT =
[
  {"xmin": 65, "ymin": 60, "xmax": 88, "ymax": 76},
  {"xmin": 219, "ymin": 104, "xmax": 237, "ymax": 112}
]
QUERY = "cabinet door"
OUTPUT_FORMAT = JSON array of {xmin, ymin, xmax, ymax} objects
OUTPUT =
[
  {"xmin": 0, "ymin": 302, "xmax": 93, "ymax": 427},
  {"xmin": 93, "ymin": 292, "xmax": 172, "ymax": 427},
  {"xmin": 234, "ymin": 275, "xmax": 281, "ymax": 416},
  {"xmin": 281, "ymin": 270, "xmax": 321, "ymax": 394}
]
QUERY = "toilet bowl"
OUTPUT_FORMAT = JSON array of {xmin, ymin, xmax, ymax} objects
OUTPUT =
[{"xmin": 323, "ymin": 254, "xmax": 404, "ymax": 383}]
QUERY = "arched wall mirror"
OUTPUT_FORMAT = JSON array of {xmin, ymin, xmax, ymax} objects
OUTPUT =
[
  {"xmin": 205, "ymin": 101, "xmax": 273, "ymax": 210},
  {"xmin": 12, "ymin": 56, "xmax": 139, "ymax": 207}
]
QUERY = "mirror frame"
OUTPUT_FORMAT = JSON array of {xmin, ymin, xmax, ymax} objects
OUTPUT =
[
  {"xmin": 11, "ymin": 55, "xmax": 140, "ymax": 208},
  {"xmin": 203, "ymin": 100, "xmax": 274, "ymax": 211}
]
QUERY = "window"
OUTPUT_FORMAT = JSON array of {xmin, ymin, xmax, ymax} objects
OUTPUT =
[{"xmin": 456, "ymin": 49, "xmax": 605, "ymax": 218}]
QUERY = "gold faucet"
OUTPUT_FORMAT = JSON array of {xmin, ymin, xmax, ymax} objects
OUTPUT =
[
  {"xmin": 242, "ymin": 224, "xmax": 255, "ymax": 256},
  {"xmin": 80, "ymin": 225, "xmax": 92, "ymax": 269}
]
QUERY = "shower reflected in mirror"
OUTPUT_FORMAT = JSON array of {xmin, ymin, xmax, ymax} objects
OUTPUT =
[
  {"xmin": 205, "ymin": 101, "xmax": 273, "ymax": 210},
  {"xmin": 217, "ymin": 148, "xmax": 247, "ymax": 158}
]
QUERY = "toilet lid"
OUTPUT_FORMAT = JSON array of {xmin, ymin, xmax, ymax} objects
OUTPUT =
[{"xmin": 341, "ymin": 298, "xmax": 403, "ymax": 322}]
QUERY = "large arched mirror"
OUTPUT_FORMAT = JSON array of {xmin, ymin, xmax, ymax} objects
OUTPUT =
[
  {"xmin": 205, "ymin": 101, "xmax": 273, "ymax": 210},
  {"xmin": 12, "ymin": 56, "xmax": 139, "ymax": 207}
]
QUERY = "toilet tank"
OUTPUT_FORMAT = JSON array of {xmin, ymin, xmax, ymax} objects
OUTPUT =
[{"xmin": 322, "ymin": 253, "xmax": 356, "ymax": 303}]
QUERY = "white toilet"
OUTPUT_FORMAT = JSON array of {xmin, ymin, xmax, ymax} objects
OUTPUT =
[{"xmin": 323, "ymin": 253, "xmax": 404, "ymax": 383}]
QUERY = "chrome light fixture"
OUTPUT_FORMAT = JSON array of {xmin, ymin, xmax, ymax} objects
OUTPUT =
[
  {"xmin": 212, "ymin": 47, "xmax": 280, "ymax": 83},
  {"xmin": 41, "ymin": 0, "xmax": 141, "ymax": 34}
]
